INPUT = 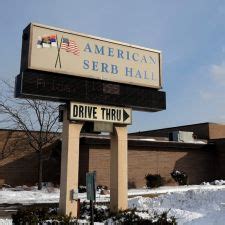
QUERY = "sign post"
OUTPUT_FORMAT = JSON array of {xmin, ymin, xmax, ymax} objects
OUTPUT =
[
  {"xmin": 59, "ymin": 108, "xmax": 84, "ymax": 217},
  {"xmin": 86, "ymin": 172, "xmax": 96, "ymax": 225},
  {"xmin": 110, "ymin": 124, "xmax": 128, "ymax": 212}
]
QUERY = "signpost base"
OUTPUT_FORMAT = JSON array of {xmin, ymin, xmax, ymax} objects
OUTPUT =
[
  {"xmin": 110, "ymin": 124, "xmax": 128, "ymax": 213},
  {"xmin": 59, "ymin": 109, "xmax": 84, "ymax": 217}
]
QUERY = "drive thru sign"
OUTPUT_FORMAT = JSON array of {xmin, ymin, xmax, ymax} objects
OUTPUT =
[{"xmin": 69, "ymin": 102, "xmax": 132, "ymax": 124}]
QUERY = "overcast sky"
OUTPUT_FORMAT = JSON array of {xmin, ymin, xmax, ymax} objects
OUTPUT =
[{"xmin": 1, "ymin": 0, "xmax": 225, "ymax": 132}]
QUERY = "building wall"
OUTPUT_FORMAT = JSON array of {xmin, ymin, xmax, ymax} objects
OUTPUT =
[
  {"xmin": 212, "ymin": 138, "xmax": 225, "ymax": 179},
  {"xmin": 0, "ymin": 130, "xmax": 37, "ymax": 186},
  {"xmin": 88, "ymin": 147, "xmax": 110, "ymax": 187},
  {"xmin": 209, "ymin": 124, "xmax": 225, "ymax": 139},
  {"xmin": 84, "ymin": 143, "xmax": 215, "ymax": 188},
  {"xmin": 0, "ymin": 129, "xmax": 56, "ymax": 186},
  {"xmin": 0, "ymin": 128, "xmax": 223, "ymax": 188},
  {"xmin": 128, "ymin": 148, "xmax": 214, "ymax": 187}
]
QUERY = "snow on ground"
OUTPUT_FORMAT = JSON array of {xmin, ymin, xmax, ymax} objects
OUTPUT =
[
  {"xmin": 0, "ymin": 186, "xmax": 60, "ymax": 205},
  {"xmin": 129, "ymin": 187, "xmax": 225, "ymax": 225},
  {"xmin": 1, "ymin": 183, "xmax": 225, "ymax": 224},
  {"xmin": 2, "ymin": 183, "xmax": 225, "ymax": 205},
  {"xmin": 0, "ymin": 219, "xmax": 11, "ymax": 225}
]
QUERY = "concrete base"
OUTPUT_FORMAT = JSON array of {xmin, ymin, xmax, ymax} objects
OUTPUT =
[
  {"xmin": 110, "ymin": 124, "xmax": 128, "ymax": 213},
  {"xmin": 59, "ymin": 109, "xmax": 84, "ymax": 217}
]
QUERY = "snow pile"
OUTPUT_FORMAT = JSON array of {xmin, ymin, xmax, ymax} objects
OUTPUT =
[
  {"xmin": 2, "ymin": 184, "xmax": 225, "ymax": 224},
  {"xmin": 0, "ymin": 218, "xmax": 104, "ymax": 225},
  {"xmin": 128, "ymin": 183, "xmax": 225, "ymax": 196},
  {"xmin": 0, "ymin": 186, "xmax": 60, "ymax": 204},
  {"xmin": 202, "ymin": 179, "xmax": 225, "ymax": 185},
  {"xmin": 213, "ymin": 180, "xmax": 225, "ymax": 185},
  {"xmin": 129, "ymin": 188, "xmax": 225, "ymax": 225},
  {"xmin": 2, "ymin": 183, "xmax": 225, "ymax": 205},
  {"xmin": 138, "ymin": 138, "xmax": 156, "ymax": 141},
  {"xmin": 0, "ymin": 219, "xmax": 12, "ymax": 225}
]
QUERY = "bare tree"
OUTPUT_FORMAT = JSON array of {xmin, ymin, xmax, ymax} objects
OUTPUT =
[{"xmin": 0, "ymin": 80, "xmax": 61, "ymax": 190}]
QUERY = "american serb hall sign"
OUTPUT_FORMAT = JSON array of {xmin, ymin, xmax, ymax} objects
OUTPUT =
[{"xmin": 16, "ymin": 23, "xmax": 166, "ymax": 112}]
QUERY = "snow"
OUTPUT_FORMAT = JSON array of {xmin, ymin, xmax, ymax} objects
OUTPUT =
[
  {"xmin": 129, "ymin": 187, "xmax": 225, "ymax": 225},
  {"xmin": 0, "ymin": 186, "xmax": 60, "ymax": 205},
  {"xmin": 2, "ymin": 184, "xmax": 225, "ymax": 205},
  {"xmin": 1, "ymin": 184, "xmax": 225, "ymax": 224},
  {"xmin": 137, "ymin": 138, "xmax": 157, "ymax": 141},
  {"xmin": 0, "ymin": 219, "xmax": 12, "ymax": 225},
  {"xmin": 202, "ymin": 179, "xmax": 225, "ymax": 185}
]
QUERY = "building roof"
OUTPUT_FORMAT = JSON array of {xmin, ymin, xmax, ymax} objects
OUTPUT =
[{"xmin": 129, "ymin": 122, "xmax": 225, "ymax": 140}]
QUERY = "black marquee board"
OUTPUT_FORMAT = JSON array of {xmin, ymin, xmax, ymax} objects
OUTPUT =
[{"xmin": 15, "ymin": 70, "xmax": 166, "ymax": 112}]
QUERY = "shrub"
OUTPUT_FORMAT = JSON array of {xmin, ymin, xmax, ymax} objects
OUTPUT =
[
  {"xmin": 128, "ymin": 180, "xmax": 136, "ymax": 189},
  {"xmin": 97, "ymin": 185, "xmax": 108, "ymax": 191},
  {"xmin": 12, "ymin": 207, "xmax": 76, "ymax": 224},
  {"xmin": 13, "ymin": 202, "xmax": 109, "ymax": 224},
  {"xmin": 80, "ymin": 201, "xmax": 109, "ymax": 222},
  {"xmin": 171, "ymin": 170, "xmax": 188, "ymax": 185},
  {"xmin": 12, "ymin": 205, "xmax": 177, "ymax": 224},
  {"xmin": 145, "ymin": 174, "xmax": 164, "ymax": 188},
  {"xmin": 78, "ymin": 185, "xmax": 86, "ymax": 193},
  {"xmin": 111, "ymin": 209, "xmax": 177, "ymax": 225}
]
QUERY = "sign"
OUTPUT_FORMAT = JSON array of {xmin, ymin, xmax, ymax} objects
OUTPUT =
[
  {"xmin": 86, "ymin": 172, "xmax": 96, "ymax": 201},
  {"xmin": 70, "ymin": 102, "xmax": 132, "ymax": 124},
  {"xmin": 15, "ymin": 71, "xmax": 166, "ymax": 112},
  {"xmin": 21, "ymin": 23, "xmax": 162, "ymax": 89},
  {"xmin": 72, "ymin": 189, "xmax": 78, "ymax": 200},
  {"xmin": 94, "ymin": 122, "xmax": 113, "ymax": 133}
]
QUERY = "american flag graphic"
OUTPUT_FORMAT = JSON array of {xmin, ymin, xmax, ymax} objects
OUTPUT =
[{"xmin": 61, "ymin": 37, "xmax": 80, "ymax": 55}]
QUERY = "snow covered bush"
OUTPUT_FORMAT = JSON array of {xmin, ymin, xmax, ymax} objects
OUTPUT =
[
  {"xmin": 80, "ymin": 201, "xmax": 109, "ymax": 222},
  {"xmin": 201, "ymin": 180, "xmax": 225, "ymax": 185},
  {"xmin": 170, "ymin": 170, "xmax": 188, "ymax": 185},
  {"xmin": 145, "ymin": 174, "xmax": 164, "ymax": 188},
  {"xmin": 111, "ymin": 209, "xmax": 177, "ymax": 225},
  {"xmin": 12, "ymin": 207, "xmax": 76, "ymax": 224},
  {"xmin": 78, "ymin": 185, "xmax": 86, "ymax": 193},
  {"xmin": 11, "ymin": 204, "xmax": 177, "ymax": 224}
]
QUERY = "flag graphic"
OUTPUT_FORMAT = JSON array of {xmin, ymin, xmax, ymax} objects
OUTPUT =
[
  {"xmin": 50, "ymin": 35, "xmax": 57, "ymax": 47},
  {"xmin": 61, "ymin": 38, "xmax": 69, "ymax": 50},
  {"xmin": 37, "ymin": 36, "xmax": 42, "ymax": 48},
  {"xmin": 36, "ymin": 34, "xmax": 57, "ymax": 48},
  {"xmin": 61, "ymin": 38, "xmax": 80, "ymax": 55},
  {"xmin": 67, "ymin": 40, "xmax": 80, "ymax": 55},
  {"xmin": 42, "ymin": 36, "xmax": 51, "ymax": 48}
]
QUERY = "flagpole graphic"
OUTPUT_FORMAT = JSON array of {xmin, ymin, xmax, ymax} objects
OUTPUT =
[{"xmin": 55, "ymin": 35, "xmax": 63, "ymax": 68}]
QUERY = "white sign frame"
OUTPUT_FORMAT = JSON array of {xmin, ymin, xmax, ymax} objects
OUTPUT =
[{"xmin": 69, "ymin": 102, "xmax": 132, "ymax": 125}]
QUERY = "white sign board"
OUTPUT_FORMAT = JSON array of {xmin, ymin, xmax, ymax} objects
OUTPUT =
[
  {"xmin": 70, "ymin": 102, "xmax": 132, "ymax": 124},
  {"xmin": 22, "ymin": 23, "xmax": 162, "ymax": 89}
]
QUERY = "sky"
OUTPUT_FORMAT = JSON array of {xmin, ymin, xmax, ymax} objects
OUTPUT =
[{"xmin": 1, "ymin": 0, "xmax": 225, "ymax": 132}]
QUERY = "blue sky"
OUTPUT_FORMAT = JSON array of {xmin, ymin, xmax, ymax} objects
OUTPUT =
[{"xmin": 1, "ymin": 0, "xmax": 225, "ymax": 132}]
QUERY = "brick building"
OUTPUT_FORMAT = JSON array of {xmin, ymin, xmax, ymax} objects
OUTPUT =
[{"xmin": 0, "ymin": 122, "xmax": 225, "ymax": 188}]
